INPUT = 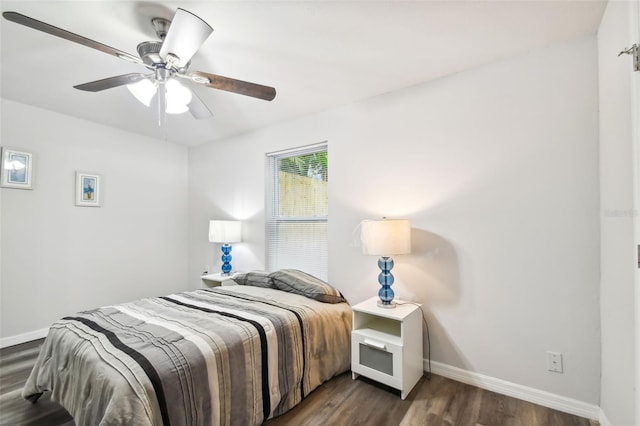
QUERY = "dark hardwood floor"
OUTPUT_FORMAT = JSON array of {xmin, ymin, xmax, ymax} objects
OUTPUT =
[
  {"xmin": 0, "ymin": 339, "xmax": 73, "ymax": 426},
  {"xmin": 0, "ymin": 339, "xmax": 598, "ymax": 426}
]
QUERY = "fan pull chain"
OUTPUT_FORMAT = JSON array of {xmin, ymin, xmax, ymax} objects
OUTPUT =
[{"xmin": 157, "ymin": 83, "xmax": 167, "ymax": 127}]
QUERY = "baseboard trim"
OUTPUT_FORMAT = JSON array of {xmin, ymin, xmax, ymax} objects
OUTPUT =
[
  {"xmin": 427, "ymin": 360, "xmax": 600, "ymax": 420},
  {"xmin": 598, "ymin": 409, "xmax": 612, "ymax": 426},
  {"xmin": 0, "ymin": 328, "xmax": 48, "ymax": 349}
]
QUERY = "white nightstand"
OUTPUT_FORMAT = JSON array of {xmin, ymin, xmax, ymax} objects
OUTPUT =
[
  {"xmin": 200, "ymin": 272, "xmax": 240, "ymax": 288},
  {"xmin": 351, "ymin": 297, "xmax": 423, "ymax": 399}
]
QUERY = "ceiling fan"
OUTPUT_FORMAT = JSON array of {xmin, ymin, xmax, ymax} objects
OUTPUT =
[{"xmin": 2, "ymin": 9, "xmax": 277, "ymax": 121}]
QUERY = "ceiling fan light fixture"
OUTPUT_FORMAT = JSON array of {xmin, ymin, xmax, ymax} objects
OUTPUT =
[
  {"xmin": 165, "ymin": 102, "xmax": 189, "ymax": 115},
  {"xmin": 165, "ymin": 79, "xmax": 192, "ymax": 114},
  {"xmin": 128, "ymin": 78, "xmax": 192, "ymax": 115},
  {"xmin": 127, "ymin": 79, "xmax": 157, "ymax": 107}
]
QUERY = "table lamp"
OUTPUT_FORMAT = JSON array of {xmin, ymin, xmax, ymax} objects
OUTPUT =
[
  {"xmin": 209, "ymin": 220, "xmax": 242, "ymax": 275},
  {"xmin": 361, "ymin": 218, "xmax": 411, "ymax": 308}
]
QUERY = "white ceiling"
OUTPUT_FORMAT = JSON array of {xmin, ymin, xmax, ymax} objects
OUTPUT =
[{"xmin": 1, "ymin": 1, "xmax": 606, "ymax": 147}]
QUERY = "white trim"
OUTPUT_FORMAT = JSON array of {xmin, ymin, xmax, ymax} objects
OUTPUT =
[
  {"xmin": 266, "ymin": 141, "xmax": 327, "ymax": 158},
  {"xmin": 599, "ymin": 408, "xmax": 613, "ymax": 426},
  {"xmin": 0, "ymin": 328, "xmax": 48, "ymax": 348},
  {"xmin": 631, "ymin": 0, "xmax": 640, "ymax": 422},
  {"xmin": 427, "ymin": 360, "xmax": 600, "ymax": 420}
]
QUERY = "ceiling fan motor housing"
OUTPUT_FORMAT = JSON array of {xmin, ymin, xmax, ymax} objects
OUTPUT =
[{"xmin": 137, "ymin": 41, "xmax": 163, "ymax": 66}]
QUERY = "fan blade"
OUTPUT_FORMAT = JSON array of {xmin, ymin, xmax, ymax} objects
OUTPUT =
[
  {"xmin": 74, "ymin": 73, "xmax": 149, "ymax": 92},
  {"xmin": 189, "ymin": 71, "xmax": 276, "ymax": 101},
  {"xmin": 2, "ymin": 11, "xmax": 144, "ymax": 66},
  {"xmin": 188, "ymin": 90, "xmax": 213, "ymax": 119},
  {"xmin": 159, "ymin": 8, "xmax": 212, "ymax": 69}
]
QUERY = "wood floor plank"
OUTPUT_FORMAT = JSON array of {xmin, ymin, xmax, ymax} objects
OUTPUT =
[
  {"xmin": 0, "ymin": 339, "xmax": 600, "ymax": 426},
  {"xmin": 0, "ymin": 388, "xmax": 73, "ymax": 426}
]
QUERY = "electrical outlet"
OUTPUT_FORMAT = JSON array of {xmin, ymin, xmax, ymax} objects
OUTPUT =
[{"xmin": 546, "ymin": 351, "xmax": 563, "ymax": 373}]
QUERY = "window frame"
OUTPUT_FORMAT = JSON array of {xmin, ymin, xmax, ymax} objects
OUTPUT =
[{"xmin": 266, "ymin": 142, "xmax": 328, "ymax": 278}]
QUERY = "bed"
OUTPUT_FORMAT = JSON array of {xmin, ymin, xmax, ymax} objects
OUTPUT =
[{"xmin": 22, "ymin": 270, "xmax": 352, "ymax": 426}]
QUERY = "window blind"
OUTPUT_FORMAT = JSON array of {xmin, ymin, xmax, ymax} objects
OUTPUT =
[{"xmin": 266, "ymin": 143, "xmax": 328, "ymax": 280}]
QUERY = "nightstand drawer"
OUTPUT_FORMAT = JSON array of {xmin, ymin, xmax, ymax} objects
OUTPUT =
[{"xmin": 351, "ymin": 331, "xmax": 403, "ymax": 388}]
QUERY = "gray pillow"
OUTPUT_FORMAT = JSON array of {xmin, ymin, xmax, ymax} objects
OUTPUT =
[
  {"xmin": 233, "ymin": 271, "xmax": 275, "ymax": 288},
  {"xmin": 269, "ymin": 269, "xmax": 345, "ymax": 304}
]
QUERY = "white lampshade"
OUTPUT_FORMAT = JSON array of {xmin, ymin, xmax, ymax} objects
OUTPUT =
[
  {"xmin": 127, "ymin": 79, "xmax": 156, "ymax": 107},
  {"xmin": 127, "ymin": 79, "xmax": 192, "ymax": 114},
  {"xmin": 165, "ymin": 79, "xmax": 192, "ymax": 114},
  {"xmin": 209, "ymin": 220, "xmax": 242, "ymax": 243},
  {"xmin": 361, "ymin": 219, "xmax": 411, "ymax": 256}
]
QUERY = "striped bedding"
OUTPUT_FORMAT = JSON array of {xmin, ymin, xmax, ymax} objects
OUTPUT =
[{"xmin": 22, "ymin": 285, "xmax": 352, "ymax": 425}]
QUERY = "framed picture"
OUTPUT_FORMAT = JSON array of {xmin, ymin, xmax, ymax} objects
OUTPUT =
[
  {"xmin": 0, "ymin": 147, "xmax": 33, "ymax": 189},
  {"xmin": 75, "ymin": 171, "xmax": 102, "ymax": 207}
]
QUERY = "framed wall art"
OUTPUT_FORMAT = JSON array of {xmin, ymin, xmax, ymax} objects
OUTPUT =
[
  {"xmin": 0, "ymin": 147, "xmax": 33, "ymax": 189},
  {"xmin": 75, "ymin": 171, "xmax": 102, "ymax": 207}
]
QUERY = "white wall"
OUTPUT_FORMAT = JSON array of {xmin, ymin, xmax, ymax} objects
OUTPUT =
[
  {"xmin": 598, "ymin": 1, "xmax": 638, "ymax": 425},
  {"xmin": 0, "ymin": 99, "xmax": 189, "ymax": 342},
  {"xmin": 190, "ymin": 36, "xmax": 601, "ymax": 404}
]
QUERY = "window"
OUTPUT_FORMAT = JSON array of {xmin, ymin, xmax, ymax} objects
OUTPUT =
[{"xmin": 267, "ymin": 144, "xmax": 328, "ymax": 280}]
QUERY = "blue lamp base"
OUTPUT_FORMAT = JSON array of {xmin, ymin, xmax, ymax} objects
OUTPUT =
[
  {"xmin": 220, "ymin": 243, "xmax": 233, "ymax": 275},
  {"xmin": 376, "ymin": 256, "xmax": 396, "ymax": 308}
]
